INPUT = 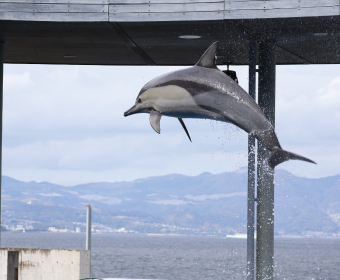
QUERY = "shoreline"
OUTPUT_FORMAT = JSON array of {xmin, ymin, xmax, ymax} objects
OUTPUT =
[{"xmin": 2, "ymin": 231, "xmax": 340, "ymax": 239}]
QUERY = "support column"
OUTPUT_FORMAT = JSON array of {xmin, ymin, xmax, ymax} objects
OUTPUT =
[
  {"xmin": 256, "ymin": 41, "xmax": 276, "ymax": 280},
  {"xmin": 86, "ymin": 204, "xmax": 92, "ymax": 250},
  {"xmin": 86, "ymin": 203, "xmax": 92, "ymax": 276},
  {"xmin": 0, "ymin": 43, "xmax": 4, "ymax": 247},
  {"xmin": 247, "ymin": 40, "xmax": 256, "ymax": 280}
]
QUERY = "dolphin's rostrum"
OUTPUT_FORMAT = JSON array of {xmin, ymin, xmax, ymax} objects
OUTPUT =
[{"xmin": 124, "ymin": 42, "xmax": 315, "ymax": 169}]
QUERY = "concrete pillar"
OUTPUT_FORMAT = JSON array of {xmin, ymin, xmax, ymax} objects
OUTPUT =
[
  {"xmin": 7, "ymin": 251, "xmax": 18, "ymax": 280},
  {"xmin": 256, "ymin": 40, "xmax": 276, "ymax": 280},
  {"xmin": 247, "ymin": 40, "xmax": 256, "ymax": 280},
  {"xmin": 0, "ymin": 42, "xmax": 4, "ymax": 247}
]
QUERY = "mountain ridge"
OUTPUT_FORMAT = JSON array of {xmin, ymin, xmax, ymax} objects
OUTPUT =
[{"xmin": 2, "ymin": 169, "xmax": 340, "ymax": 236}]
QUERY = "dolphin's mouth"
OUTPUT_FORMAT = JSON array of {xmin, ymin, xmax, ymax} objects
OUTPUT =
[
  {"xmin": 124, "ymin": 104, "xmax": 156, "ymax": 116},
  {"xmin": 124, "ymin": 105, "xmax": 137, "ymax": 117}
]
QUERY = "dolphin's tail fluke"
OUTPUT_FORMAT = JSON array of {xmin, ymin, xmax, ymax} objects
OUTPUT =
[{"xmin": 268, "ymin": 147, "xmax": 316, "ymax": 169}]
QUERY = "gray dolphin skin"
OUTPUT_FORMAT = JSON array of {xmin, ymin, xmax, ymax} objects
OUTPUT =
[{"xmin": 124, "ymin": 42, "xmax": 316, "ymax": 169}]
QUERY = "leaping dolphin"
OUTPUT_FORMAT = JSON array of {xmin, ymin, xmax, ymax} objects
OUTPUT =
[{"xmin": 124, "ymin": 42, "xmax": 315, "ymax": 169}]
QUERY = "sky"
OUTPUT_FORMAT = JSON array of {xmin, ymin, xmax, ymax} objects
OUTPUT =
[{"xmin": 3, "ymin": 63, "xmax": 340, "ymax": 186}]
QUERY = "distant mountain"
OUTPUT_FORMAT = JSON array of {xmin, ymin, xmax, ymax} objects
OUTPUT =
[{"xmin": 2, "ymin": 169, "xmax": 340, "ymax": 236}]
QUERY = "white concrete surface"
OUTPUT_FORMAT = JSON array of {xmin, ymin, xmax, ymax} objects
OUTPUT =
[
  {"xmin": 0, "ymin": 0, "xmax": 338, "ymax": 22},
  {"xmin": 0, "ymin": 248, "xmax": 90, "ymax": 280},
  {"xmin": 0, "ymin": 250, "xmax": 8, "ymax": 280}
]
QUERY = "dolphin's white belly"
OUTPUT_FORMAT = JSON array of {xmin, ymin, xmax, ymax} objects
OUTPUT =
[
  {"xmin": 142, "ymin": 85, "xmax": 226, "ymax": 121},
  {"xmin": 162, "ymin": 106, "xmax": 226, "ymax": 121}
]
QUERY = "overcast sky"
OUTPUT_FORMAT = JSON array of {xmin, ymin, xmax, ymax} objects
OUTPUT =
[{"xmin": 3, "ymin": 62, "xmax": 340, "ymax": 186}]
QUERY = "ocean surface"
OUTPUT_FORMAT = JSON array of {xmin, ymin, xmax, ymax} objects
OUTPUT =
[{"xmin": 2, "ymin": 232, "xmax": 340, "ymax": 280}]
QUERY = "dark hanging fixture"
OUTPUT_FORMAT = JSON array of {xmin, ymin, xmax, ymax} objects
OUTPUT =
[{"xmin": 222, "ymin": 64, "xmax": 238, "ymax": 84}]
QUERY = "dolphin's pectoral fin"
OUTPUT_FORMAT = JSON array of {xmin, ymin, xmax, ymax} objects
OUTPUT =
[
  {"xmin": 150, "ymin": 110, "xmax": 162, "ymax": 134},
  {"xmin": 178, "ymin": 118, "xmax": 192, "ymax": 142}
]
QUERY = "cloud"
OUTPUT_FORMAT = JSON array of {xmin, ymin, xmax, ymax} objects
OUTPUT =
[
  {"xmin": 3, "ymin": 118, "xmax": 247, "ymax": 172},
  {"xmin": 3, "ymin": 65, "xmax": 197, "ymax": 148},
  {"xmin": 39, "ymin": 193, "xmax": 64, "ymax": 197},
  {"xmin": 4, "ymin": 72, "xmax": 33, "ymax": 90},
  {"xmin": 63, "ymin": 190, "xmax": 79, "ymax": 195},
  {"xmin": 273, "ymin": 66, "xmax": 340, "ymax": 178},
  {"xmin": 315, "ymin": 77, "xmax": 340, "ymax": 112},
  {"xmin": 276, "ymin": 66, "xmax": 340, "ymax": 145},
  {"xmin": 148, "ymin": 199, "xmax": 195, "ymax": 205},
  {"xmin": 79, "ymin": 195, "xmax": 122, "ymax": 205},
  {"xmin": 2, "ymin": 64, "xmax": 340, "ymax": 185},
  {"xmin": 145, "ymin": 193, "xmax": 158, "ymax": 197},
  {"xmin": 185, "ymin": 192, "xmax": 246, "ymax": 201}
]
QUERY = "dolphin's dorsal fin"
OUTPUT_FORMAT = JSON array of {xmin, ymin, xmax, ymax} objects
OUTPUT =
[
  {"xmin": 150, "ymin": 110, "xmax": 162, "ymax": 134},
  {"xmin": 195, "ymin": 41, "xmax": 219, "ymax": 69},
  {"xmin": 178, "ymin": 118, "xmax": 192, "ymax": 142}
]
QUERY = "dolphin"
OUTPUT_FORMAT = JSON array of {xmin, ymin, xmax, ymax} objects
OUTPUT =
[{"xmin": 124, "ymin": 42, "xmax": 315, "ymax": 169}]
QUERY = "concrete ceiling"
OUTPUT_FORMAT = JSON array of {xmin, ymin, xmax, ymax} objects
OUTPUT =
[{"xmin": 0, "ymin": 16, "xmax": 339, "ymax": 66}]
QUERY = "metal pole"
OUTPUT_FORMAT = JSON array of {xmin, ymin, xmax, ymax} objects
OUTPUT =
[
  {"xmin": 86, "ymin": 204, "xmax": 92, "ymax": 276},
  {"xmin": 86, "ymin": 204, "xmax": 92, "ymax": 250},
  {"xmin": 247, "ymin": 40, "xmax": 256, "ymax": 280},
  {"xmin": 256, "ymin": 40, "xmax": 276, "ymax": 280},
  {"xmin": 0, "ymin": 43, "xmax": 4, "ymax": 247}
]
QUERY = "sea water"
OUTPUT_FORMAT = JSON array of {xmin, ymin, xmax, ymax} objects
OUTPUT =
[{"xmin": 2, "ymin": 232, "xmax": 339, "ymax": 280}]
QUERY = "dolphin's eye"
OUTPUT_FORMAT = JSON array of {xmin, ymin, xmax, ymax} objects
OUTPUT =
[{"xmin": 137, "ymin": 98, "xmax": 142, "ymax": 103}]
